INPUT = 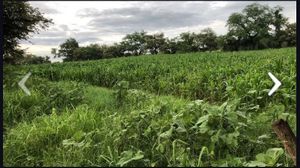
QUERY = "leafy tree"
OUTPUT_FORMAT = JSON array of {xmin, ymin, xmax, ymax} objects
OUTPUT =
[
  {"xmin": 58, "ymin": 38, "xmax": 79, "ymax": 61},
  {"xmin": 177, "ymin": 32, "xmax": 198, "ymax": 53},
  {"xmin": 51, "ymin": 48, "xmax": 58, "ymax": 58},
  {"xmin": 145, "ymin": 33, "xmax": 166, "ymax": 54},
  {"xmin": 102, "ymin": 43, "xmax": 125, "ymax": 58},
  {"xmin": 270, "ymin": 6, "xmax": 288, "ymax": 48},
  {"xmin": 196, "ymin": 28, "xmax": 218, "ymax": 51},
  {"xmin": 216, "ymin": 35, "xmax": 226, "ymax": 51},
  {"xmin": 21, "ymin": 54, "xmax": 51, "ymax": 64},
  {"xmin": 73, "ymin": 44, "xmax": 103, "ymax": 61},
  {"xmin": 226, "ymin": 3, "xmax": 289, "ymax": 50},
  {"xmin": 122, "ymin": 31, "xmax": 147, "ymax": 56},
  {"xmin": 161, "ymin": 38, "xmax": 178, "ymax": 54},
  {"xmin": 3, "ymin": 48, "xmax": 26, "ymax": 65},
  {"xmin": 221, "ymin": 34, "xmax": 241, "ymax": 51},
  {"xmin": 3, "ymin": 0, "xmax": 53, "ymax": 64},
  {"xmin": 227, "ymin": 3, "xmax": 272, "ymax": 50},
  {"xmin": 226, "ymin": 13, "xmax": 246, "ymax": 49},
  {"xmin": 284, "ymin": 23, "xmax": 296, "ymax": 47}
]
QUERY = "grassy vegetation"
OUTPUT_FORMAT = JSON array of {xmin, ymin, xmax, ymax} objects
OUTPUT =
[{"xmin": 3, "ymin": 48, "xmax": 296, "ymax": 166}]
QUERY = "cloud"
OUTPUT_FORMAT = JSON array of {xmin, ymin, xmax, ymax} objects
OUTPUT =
[
  {"xmin": 71, "ymin": 31, "xmax": 103, "ymax": 44},
  {"xmin": 82, "ymin": 3, "xmax": 214, "ymax": 34},
  {"xmin": 30, "ymin": 2, "xmax": 60, "ymax": 14},
  {"xmin": 21, "ymin": 25, "xmax": 102, "ymax": 46},
  {"xmin": 21, "ymin": 1, "xmax": 296, "ymax": 57},
  {"xmin": 59, "ymin": 24, "xmax": 69, "ymax": 31},
  {"xmin": 77, "ymin": 8, "xmax": 101, "ymax": 17},
  {"xmin": 79, "ymin": 1, "xmax": 295, "ymax": 36}
]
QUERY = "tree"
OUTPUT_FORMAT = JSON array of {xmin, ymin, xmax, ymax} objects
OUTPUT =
[
  {"xmin": 216, "ymin": 35, "xmax": 226, "ymax": 51},
  {"xmin": 226, "ymin": 3, "xmax": 289, "ymax": 50},
  {"xmin": 58, "ymin": 38, "xmax": 79, "ymax": 61},
  {"xmin": 284, "ymin": 23, "xmax": 296, "ymax": 47},
  {"xmin": 3, "ymin": 0, "xmax": 52, "ymax": 64},
  {"xmin": 221, "ymin": 34, "xmax": 241, "ymax": 51},
  {"xmin": 21, "ymin": 54, "xmax": 51, "ymax": 64},
  {"xmin": 270, "ymin": 6, "xmax": 288, "ymax": 48},
  {"xmin": 196, "ymin": 28, "xmax": 218, "ymax": 51},
  {"xmin": 177, "ymin": 32, "xmax": 198, "ymax": 53},
  {"xmin": 161, "ymin": 38, "xmax": 178, "ymax": 54},
  {"xmin": 227, "ymin": 3, "xmax": 274, "ymax": 50},
  {"xmin": 121, "ymin": 31, "xmax": 147, "ymax": 56},
  {"xmin": 102, "ymin": 43, "xmax": 125, "ymax": 58},
  {"xmin": 51, "ymin": 48, "xmax": 58, "ymax": 58},
  {"xmin": 145, "ymin": 33, "xmax": 166, "ymax": 54},
  {"xmin": 73, "ymin": 44, "xmax": 103, "ymax": 61}
]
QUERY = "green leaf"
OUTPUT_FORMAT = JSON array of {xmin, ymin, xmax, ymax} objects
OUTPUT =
[
  {"xmin": 195, "ymin": 115, "xmax": 210, "ymax": 126},
  {"xmin": 211, "ymin": 130, "xmax": 221, "ymax": 143},
  {"xmin": 117, "ymin": 150, "xmax": 144, "ymax": 166},
  {"xmin": 176, "ymin": 126, "xmax": 187, "ymax": 133},
  {"xmin": 246, "ymin": 161, "xmax": 267, "ymax": 167},
  {"xmin": 278, "ymin": 113, "xmax": 290, "ymax": 121},
  {"xmin": 251, "ymin": 148, "xmax": 284, "ymax": 166},
  {"xmin": 258, "ymin": 134, "xmax": 270, "ymax": 140},
  {"xmin": 226, "ymin": 86, "xmax": 234, "ymax": 91},
  {"xmin": 255, "ymin": 153, "xmax": 267, "ymax": 162},
  {"xmin": 248, "ymin": 90, "xmax": 257, "ymax": 94},
  {"xmin": 199, "ymin": 121, "xmax": 210, "ymax": 134},
  {"xmin": 72, "ymin": 131, "xmax": 85, "ymax": 141},
  {"xmin": 159, "ymin": 127, "xmax": 173, "ymax": 139},
  {"xmin": 266, "ymin": 148, "xmax": 284, "ymax": 162}
]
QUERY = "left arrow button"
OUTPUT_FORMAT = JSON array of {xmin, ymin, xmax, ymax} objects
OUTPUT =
[{"xmin": 18, "ymin": 72, "xmax": 32, "ymax": 95}]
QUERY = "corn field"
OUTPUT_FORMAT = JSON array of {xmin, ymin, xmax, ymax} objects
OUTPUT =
[{"xmin": 3, "ymin": 47, "xmax": 296, "ymax": 167}]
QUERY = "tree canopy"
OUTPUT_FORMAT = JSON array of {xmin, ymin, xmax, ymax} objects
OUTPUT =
[
  {"xmin": 57, "ymin": 38, "xmax": 79, "ymax": 61},
  {"xmin": 121, "ymin": 31, "xmax": 147, "ymax": 56},
  {"xmin": 226, "ymin": 3, "xmax": 291, "ymax": 50},
  {"xmin": 3, "ymin": 0, "xmax": 53, "ymax": 64}
]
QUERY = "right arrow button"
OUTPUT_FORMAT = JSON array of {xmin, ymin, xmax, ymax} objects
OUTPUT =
[{"xmin": 268, "ymin": 72, "xmax": 281, "ymax": 96}]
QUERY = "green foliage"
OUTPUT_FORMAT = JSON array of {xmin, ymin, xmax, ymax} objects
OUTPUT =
[
  {"xmin": 57, "ymin": 38, "xmax": 80, "ymax": 61},
  {"xmin": 21, "ymin": 54, "xmax": 51, "ymax": 65},
  {"xmin": 245, "ymin": 148, "xmax": 285, "ymax": 166},
  {"xmin": 176, "ymin": 29, "xmax": 218, "ymax": 53},
  {"xmin": 3, "ymin": 48, "xmax": 296, "ymax": 167},
  {"xmin": 73, "ymin": 44, "xmax": 103, "ymax": 61},
  {"xmin": 102, "ymin": 43, "xmax": 125, "ymax": 58},
  {"xmin": 27, "ymin": 48, "xmax": 295, "ymax": 108},
  {"xmin": 3, "ymin": 77, "xmax": 85, "ymax": 130},
  {"xmin": 113, "ymin": 81, "xmax": 130, "ymax": 107},
  {"xmin": 226, "ymin": 3, "xmax": 293, "ymax": 51},
  {"xmin": 145, "ymin": 33, "xmax": 166, "ymax": 54},
  {"xmin": 3, "ymin": 84, "xmax": 295, "ymax": 166},
  {"xmin": 161, "ymin": 38, "xmax": 178, "ymax": 54},
  {"xmin": 121, "ymin": 31, "xmax": 147, "ymax": 56},
  {"xmin": 284, "ymin": 23, "xmax": 296, "ymax": 47},
  {"xmin": 3, "ymin": 0, "xmax": 53, "ymax": 64},
  {"xmin": 197, "ymin": 28, "xmax": 218, "ymax": 51},
  {"xmin": 177, "ymin": 32, "xmax": 198, "ymax": 52}
]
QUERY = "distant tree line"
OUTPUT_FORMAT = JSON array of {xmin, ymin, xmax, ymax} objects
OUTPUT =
[
  {"xmin": 21, "ymin": 54, "xmax": 51, "ymax": 64},
  {"xmin": 3, "ymin": 1, "xmax": 296, "ymax": 64},
  {"xmin": 55, "ymin": 3, "xmax": 296, "ymax": 62}
]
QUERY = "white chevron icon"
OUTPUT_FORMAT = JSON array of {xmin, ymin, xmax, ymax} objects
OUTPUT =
[
  {"xmin": 18, "ymin": 72, "xmax": 32, "ymax": 96},
  {"xmin": 268, "ymin": 72, "xmax": 281, "ymax": 96}
]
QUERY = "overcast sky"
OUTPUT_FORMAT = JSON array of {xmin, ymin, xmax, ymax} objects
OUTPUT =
[{"xmin": 19, "ymin": 1, "xmax": 296, "ymax": 62}]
